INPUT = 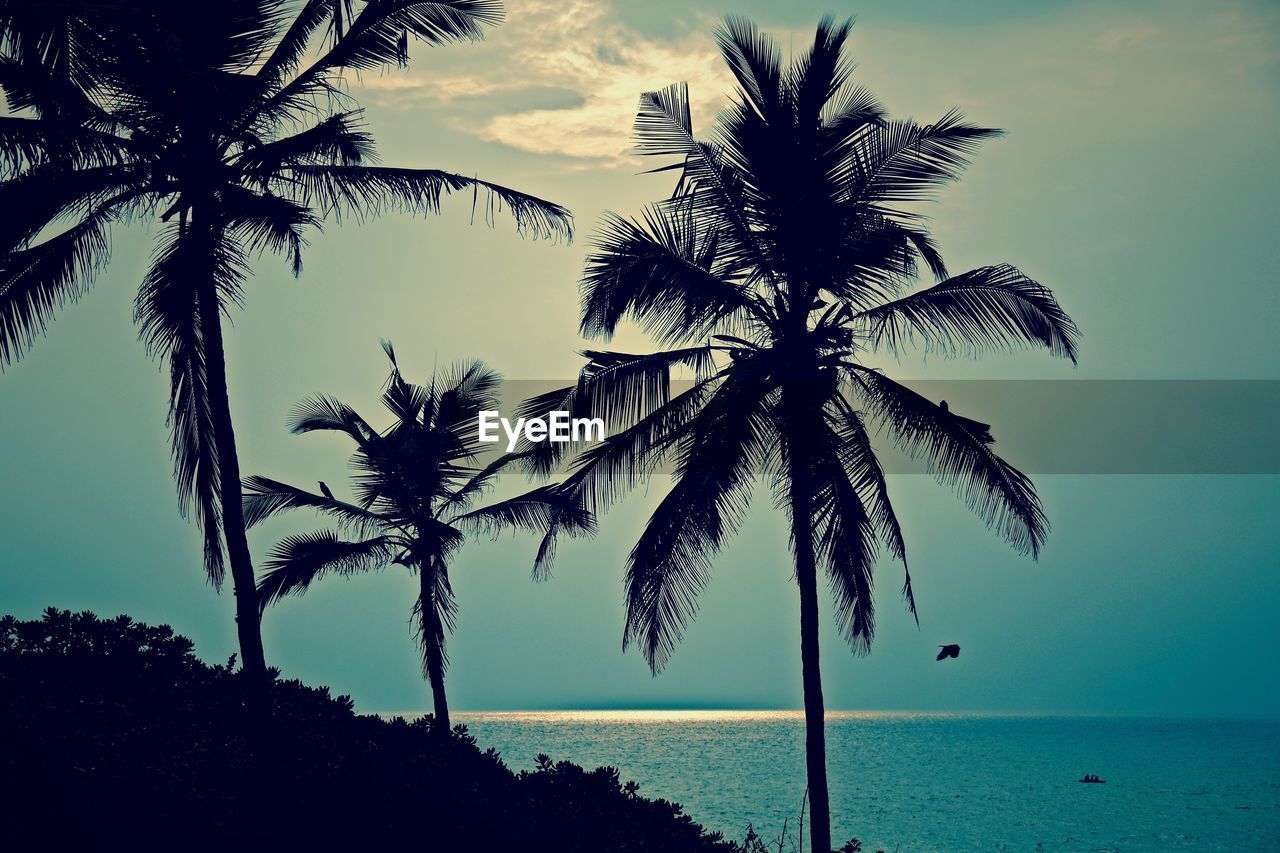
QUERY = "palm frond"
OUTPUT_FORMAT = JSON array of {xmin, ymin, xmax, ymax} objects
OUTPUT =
[
  {"xmin": 379, "ymin": 346, "xmax": 434, "ymax": 424},
  {"xmin": 581, "ymin": 208, "xmax": 758, "ymax": 343},
  {"xmin": 851, "ymin": 368, "xmax": 1047, "ymax": 556},
  {"xmin": 412, "ymin": 558, "xmax": 457, "ymax": 677},
  {"xmin": 282, "ymin": 164, "xmax": 571, "ymax": 239},
  {"xmin": 623, "ymin": 373, "xmax": 775, "ymax": 672},
  {"xmin": 713, "ymin": 16, "xmax": 783, "ymax": 121},
  {"xmin": 287, "ymin": 393, "xmax": 376, "ymax": 442},
  {"xmin": 826, "ymin": 210, "xmax": 924, "ymax": 305},
  {"xmin": 0, "ymin": 207, "xmax": 110, "ymax": 364},
  {"xmin": 254, "ymin": 0, "xmax": 332, "ymax": 87},
  {"xmin": 0, "ymin": 163, "xmax": 135, "ymax": 252},
  {"xmin": 320, "ymin": 0, "xmax": 501, "ymax": 69},
  {"xmin": 561, "ymin": 377, "xmax": 716, "ymax": 514},
  {"xmin": 439, "ymin": 449, "xmax": 537, "ymax": 512},
  {"xmin": 254, "ymin": 1, "xmax": 503, "ymax": 128},
  {"xmin": 530, "ymin": 527, "xmax": 559, "ymax": 582},
  {"xmin": 0, "ymin": 115, "xmax": 133, "ymax": 175},
  {"xmin": 432, "ymin": 358, "xmax": 503, "ymax": 447},
  {"xmin": 856, "ymin": 264, "xmax": 1080, "ymax": 363},
  {"xmin": 0, "ymin": 0, "xmax": 111, "ymax": 74},
  {"xmin": 509, "ymin": 384, "xmax": 579, "ymax": 478},
  {"xmin": 170, "ymin": 325, "xmax": 226, "ymax": 588},
  {"xmin": 633, "ymin": 83, "xmax": 773, "ymax": 288},
  {"xmin": 135, "ymin": 222, "xmax": 249, "ymax": 585},
  {"xmin": 633, "ymin": 81, "xmax": 695, "ymax": 161},
  {"xmin": 829, "ymin": 397, "xmax": 915, "ymax": 623},
  {"xmin": 258, "ymin": 530, "xmax": 397, "ymax": 611},
  {"xmin": 574, "ymin": 346, "xmax": 715, "ymax": 431},
  {"xmin": 848, "ymin": 110, "xmax": 1002, "ymax": 206},
  {"xmin": 145, "ymin": 251, "xmax": 224, "ymax": 586},
  {"xmin": 327, "ymin": 0, "xmax": 358, "ymax": 45},
  {"xmin": 0, "ymin": 53, "xmax": 119, "ymax": 128},
  {"xmin": 893, "ymin": 221, "xmax": 947, "ymax": 282},
  {"xmin": 820, "ymin": 83, "xmax": 886, "ymax": 145},
  {"xmin": 828, "ymin": 210, "xmax": 949, "ymax": 300},
  {"xmin": 220, "ymin": 185, "xmax": 320, "ymax": 275},
  {"xmin": 807, "ymin": 415, "xmax": 879, "ymax": 654},
  {"xmin": 136, "ymin": 222, "xmax": 248, "ymax": 359},
  {"xmin": 787, "ymin": 15, "xmax": 856, "ymax": 129},
  {"xmin": 241, "ymin": 474, "xmax": 386, "ymax": 533},
  {"xmin": 235, "ymin": 110, "xmax": 374, "ymax": 181},
  {"xmin": 449, "ymin": 484, "xmax": 594, "ymax": 540}
]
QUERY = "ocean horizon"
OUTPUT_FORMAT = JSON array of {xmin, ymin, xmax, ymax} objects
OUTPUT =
[{"xmin": 374, "ymin": 710, "xmax": 1280, "ymax": 851}]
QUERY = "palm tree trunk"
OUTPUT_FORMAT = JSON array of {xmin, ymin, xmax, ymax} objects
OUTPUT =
[
  {"xmin": 201, "ymin": 289, "xmax": 271, "ymax": 721},
  {"xmin": 785, "ymin": 383, "xmax": 833, "ymax": 853},
  {"xmin": 792, "ymin": 480, "xmax": 833, "ymax": 853},
  {"xmin": 418, "ymin": 570, "xmax": 451, "ymax": 736},
  {"xmin": 193, "ymin": 209, "xmax": 271, "ymax": 729},
  {"xmin": 428, "ymin": 654, "xmax": 451, "ymax": 735}
]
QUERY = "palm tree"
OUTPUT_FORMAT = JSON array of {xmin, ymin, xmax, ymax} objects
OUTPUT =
[
  {"xmin": 0, "ymin": 0, "xmax": 571, "ymax": 721},
  {"xmin": 244, "ymin": 342, "xmax": 594, "ymax": 734},
  {"xmin": 524, "ymin": 18, "xmax": 1079, "ymax": 853}
]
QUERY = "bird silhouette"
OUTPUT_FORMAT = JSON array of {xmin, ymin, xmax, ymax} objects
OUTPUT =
[
  {"xmin": 938, "ymin": 400, "xmax": 994, "ymax": 443},
  {"xmin": 318, "ymin": 481, "xmax": 334, "ymax": 500},
  {"xmin": 936, "ymin": 644, "xmax": 960, "ymax": 661}
]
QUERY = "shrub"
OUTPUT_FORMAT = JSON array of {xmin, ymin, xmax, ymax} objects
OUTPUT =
[{"xmin": 0, "ymin": 609, "xmax": 734, "ymax": 851}]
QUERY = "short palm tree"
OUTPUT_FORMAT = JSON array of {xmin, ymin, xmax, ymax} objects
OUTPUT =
[
  {"xmin": 527, "ymin": 18, "xmax": 1079, "ymax": 853},
  {"xmin": 244, "ymin": 343, "xmax": 594, "ymax": 734},
  {"xmin": 0, "ymin": 0, "xmax": 571, "ymax": 717}
]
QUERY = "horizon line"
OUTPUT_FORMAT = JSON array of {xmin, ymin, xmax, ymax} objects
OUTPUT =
[{"xmin": 364, "ymin": 708, "xmax": 1280, "ymax": 721}]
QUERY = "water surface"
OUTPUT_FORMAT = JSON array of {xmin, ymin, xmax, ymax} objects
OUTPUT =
[{"xmin": 449, "ymin": 711, "xmax": 1279, "ymax": 851}]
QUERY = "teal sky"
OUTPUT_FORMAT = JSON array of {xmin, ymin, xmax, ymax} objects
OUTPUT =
[{"xmin": 2, "ymin": 0, "xmax": 1278, "ymax": 715}]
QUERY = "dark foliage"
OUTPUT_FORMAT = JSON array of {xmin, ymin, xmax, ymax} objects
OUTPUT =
[
  {"xmin": 246, "ymin": 344, "xmax": 595, "ymax": 731},
  {"xmin": 0, "ymin": 0, "xmax": 575, "ymax": 708},
  {"xmin": 0, "ymin": 0, "xmax": 572, "ymax": 583},
  {"xmin": 0, "ymin": 609, "xmax": 732, "ymax": 851}
]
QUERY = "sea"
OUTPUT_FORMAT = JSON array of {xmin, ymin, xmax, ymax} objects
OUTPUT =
[{"xmin": 448, "ymin": 711, "xmax": 1279, "ymax": 852}]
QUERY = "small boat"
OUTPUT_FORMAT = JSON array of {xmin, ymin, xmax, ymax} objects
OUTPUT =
[{"xmin": 1078, "ymin": 775, "xmax": 1107, "ymax": 784}]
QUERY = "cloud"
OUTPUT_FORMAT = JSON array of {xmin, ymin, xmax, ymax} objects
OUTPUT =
[
  {"xmin": 355, "ymin": 72, "xmax": 505, "ymax": 98},
  {"xmin": 353, "ymin": 0, "xmax": 733, "ymax": 165},
  {"xmin": 347, "ymin": 0, "xmax": 1280, "ymax": 171}
]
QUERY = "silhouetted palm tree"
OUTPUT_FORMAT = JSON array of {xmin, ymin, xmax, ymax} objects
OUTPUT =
[
  {"xmin": 0, "ymin": 0, "xmax": 570, "ymax": 720},
  {"xmin": 526, "ymin": 18, "xmax": 1078, "ymax": 853},
  {"xmin": 245, "ymin": 343, "xmax": 593, "ymax": 734}
]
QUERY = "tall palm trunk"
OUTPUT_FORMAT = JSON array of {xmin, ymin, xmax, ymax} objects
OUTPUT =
[
  {"xmin": 418, "ymin": 569, "xmax": 451, "ymax": 736},
  {"xmin": 193, "ymin": 209, "xmax": 271, "ymax": 729},
  {"xmin": 785, "ymin": 381, "xmax": 832, "ymax": 853},
  {"xmin": 792, "ymin": 478, "xmax": 833, "ymax": 853}
]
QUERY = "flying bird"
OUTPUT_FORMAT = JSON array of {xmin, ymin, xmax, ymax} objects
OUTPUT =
[
  {"xmin": 936, "ymin": 644, "xmax": 961, "ymax": 661},
  {"xmin": 318, "ymin": 481, "xmax": 334, "ymax": 500}
]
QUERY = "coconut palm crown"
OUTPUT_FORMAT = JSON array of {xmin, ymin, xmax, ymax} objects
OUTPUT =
[
  {"xmin": 0, "ymin": 0, "xmax": 571, "ymax": 699},
  {"xmin": 245, "ymin": 343, "xmax": 594, "ymax": 733},
  {"xmin": 520, "ymin": 16, "xmax": 1079, "ymax": 853}
]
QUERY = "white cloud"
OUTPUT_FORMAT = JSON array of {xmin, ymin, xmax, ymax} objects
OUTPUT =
[
  {"xmin": 346, "ymin": 0, "xmax": 1279, "ymax": 172},
  {"xmin": 354, "ymin": 0, "xmax": 733, "ymax": 164},
  {"xmin": 353, "ymin": 72, "xmax": 504, "ymax": 98}
]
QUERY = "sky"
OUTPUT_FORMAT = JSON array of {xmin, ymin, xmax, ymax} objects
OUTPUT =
[{"xmin": 2, "ymin": 0, "xmax": 1278, "ymax": 716}]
